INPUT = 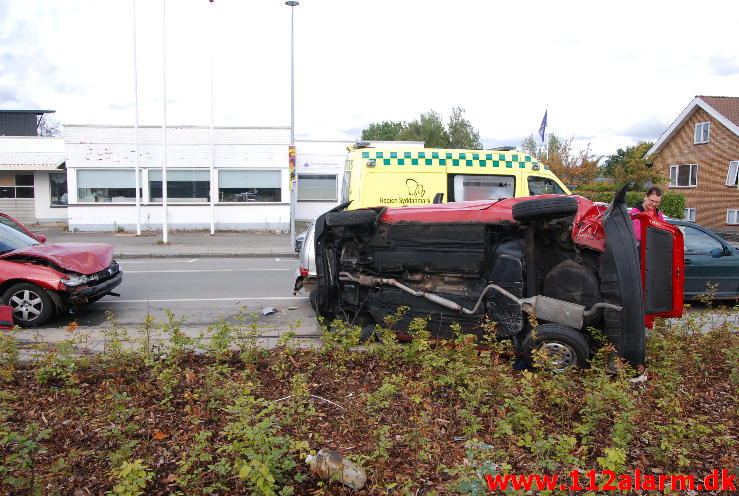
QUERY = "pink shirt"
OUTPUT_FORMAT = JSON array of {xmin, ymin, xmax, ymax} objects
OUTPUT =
[{"xmin": 631, "ymin": 207, "xmax": 665, "ymax": 242}]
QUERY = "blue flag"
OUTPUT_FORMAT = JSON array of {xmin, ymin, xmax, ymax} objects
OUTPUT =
[{"xmin": 539, "ymin": 110, "xmax": 547, "ymax": 142}]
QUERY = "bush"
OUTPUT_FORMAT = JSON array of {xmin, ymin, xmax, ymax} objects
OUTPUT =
[{"xmin": 576, "ymin": 190, "xmax": 685, "ymax": 219}]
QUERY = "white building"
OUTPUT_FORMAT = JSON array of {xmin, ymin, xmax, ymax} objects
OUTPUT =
[
  {"xmin": 64, "ymin": 125, "xmax": 422, "ymax": 231},
  {"xmin": 0, "ymin": 135, "xmax": 67, "ymax": 225}
]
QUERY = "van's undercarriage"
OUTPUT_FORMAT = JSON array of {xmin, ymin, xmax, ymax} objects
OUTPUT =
[{"xmin": 310, "ymin": 192, "xmax": 675, "ymax": 367}]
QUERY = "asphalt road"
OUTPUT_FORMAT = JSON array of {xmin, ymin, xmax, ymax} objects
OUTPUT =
[
  {"xmin": 14, "ymin": 257, "xmax": 320, "ymax": 350},
  {"xmin": 10, "ymin": 258, "xmax": 735, "ymax": 352}
]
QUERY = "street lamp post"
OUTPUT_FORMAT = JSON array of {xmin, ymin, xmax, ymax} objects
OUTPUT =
[{"xmin": 286, "ymin": 0, "xmax": 298, "ymax": 248}]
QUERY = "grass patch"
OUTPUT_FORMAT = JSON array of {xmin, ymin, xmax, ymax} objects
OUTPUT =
[{"xmin": 0, "ymin": 308, "xmax": 736, "ymax": 495}]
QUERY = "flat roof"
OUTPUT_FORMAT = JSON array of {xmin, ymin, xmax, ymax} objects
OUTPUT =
[{"xmin": 0, "ymin": 110, "xmax": 56, "ymax": 114}]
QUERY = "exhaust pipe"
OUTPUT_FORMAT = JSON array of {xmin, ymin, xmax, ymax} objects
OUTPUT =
[{"xmin": 338, "ymin": 272, "xmax": 621, "ymax": 329}]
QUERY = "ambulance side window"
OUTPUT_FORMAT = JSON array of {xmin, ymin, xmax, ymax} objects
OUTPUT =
[
  {"xmin": 450, "ymin": 174, "xmax": 515, "ymax": 201},
  {"xmin": 528, "ymin": 176, "xmax": 566, "ymax": 196},
  {"xmin": 340, "ymin": 170, "xmax": 351, "ymax": 204}
]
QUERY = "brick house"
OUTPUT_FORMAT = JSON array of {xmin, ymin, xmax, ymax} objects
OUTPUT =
[{"xmin": 648, "ymin": 96, "xmax": 739, "ymax": 233}]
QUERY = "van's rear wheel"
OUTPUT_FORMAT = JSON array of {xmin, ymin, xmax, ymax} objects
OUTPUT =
[
  {"xmin": 522, "ymin": 324, "xmax": 589, "ymax": 371},
  {"xmin": 512, "ymin": 196, "xmax": 578, "ymax": 222},
  {"xmin": 324, "ymin": 209, "xmax": 377, "ymax": 227}
]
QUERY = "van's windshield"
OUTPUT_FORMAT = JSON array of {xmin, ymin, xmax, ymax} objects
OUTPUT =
[
  {"xmin": 340, "ymin": 170, "xmax": 351, "ymax": 204},
  {"xmin": 528, "ymin": 176, "xmax": 566, "ymax": 195}
]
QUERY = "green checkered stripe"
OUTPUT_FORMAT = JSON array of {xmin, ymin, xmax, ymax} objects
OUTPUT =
[{"xmin": 360, "ymin": 150, "xmax": 548, "ymax": 169}]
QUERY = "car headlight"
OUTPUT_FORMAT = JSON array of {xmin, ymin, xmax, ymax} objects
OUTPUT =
[{"xmin": 61, "ymin": 274, "xmax": 90, "ymax": 287}]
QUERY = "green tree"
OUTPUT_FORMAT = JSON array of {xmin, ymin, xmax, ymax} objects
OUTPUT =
[
  {"xmin": 360, "ymin": 108, "xmax": 482, "ymax": 149},
  {"xmin": 602, "ymin": 141, "xmax": 652, "ymax": 177},
  {"xmin": 546, "ymin": 137, "xmax": 600, "ymax": 186},
  {"xmin": 520, "ymin": 134, "xmax": 540, "ymax": 157},
  {"xmin": 398, "ymin": 110, "xmax": 450, "ymax": 148},
  {"xmin": 447, "ymin": 107, "xmax": 482, "ymax": 149},
  {"xmin": 520, "ymin": 134, "xmax": 600, "ymax": 187},
  {"xmin": 361, "ymin": 121, "xmax": 404, "ymax": 141},
  {"xmin": 603, "ymin": 141, "xmax": 665, "ymax": 189}
]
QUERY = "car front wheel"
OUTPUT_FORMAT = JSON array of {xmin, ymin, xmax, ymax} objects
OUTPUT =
[
  {"xmin": 522, "ymin": 323, "xmax": 590, "ymax": 371},
  {"xmin": 3, "ymin": 282, "xmax": 55, "ymax": 327}
]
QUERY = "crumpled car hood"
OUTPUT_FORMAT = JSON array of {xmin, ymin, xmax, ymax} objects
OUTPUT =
[{"xmin": 0, "ymin": 242, "xmax": 114, "ymax": 274}]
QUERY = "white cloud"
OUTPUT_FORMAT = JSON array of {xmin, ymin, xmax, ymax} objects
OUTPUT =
[{"xmin": 1, "ymin": 0, "xmax": 738, "ymax": 157}]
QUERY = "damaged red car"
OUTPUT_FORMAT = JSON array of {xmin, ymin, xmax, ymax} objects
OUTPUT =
[
  {"xmin": 311, "ymin": 188, "xmax": 683, "ymax": 367},
  {"xmin": 0, "ymin": 213, "xmax": 122, "ymax": 327}
]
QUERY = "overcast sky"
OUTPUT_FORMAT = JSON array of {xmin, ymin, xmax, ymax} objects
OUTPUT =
[{"xmin": 1, "ymin": 0, "xmax": 738, "ymax": 157}]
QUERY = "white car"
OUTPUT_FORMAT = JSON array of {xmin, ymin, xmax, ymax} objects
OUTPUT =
[{"xmin": 293, "ymin": 220, "xmax": 316, "ymax": 296}]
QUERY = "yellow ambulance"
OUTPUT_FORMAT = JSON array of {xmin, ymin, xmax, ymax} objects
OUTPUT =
[
  {"xmin": 294, "ymin": 144, "xmax": 572, "ymax": 294},
  {"xmin": 340, "ymin": 144, "xmax": 571, "ymax": 208}
]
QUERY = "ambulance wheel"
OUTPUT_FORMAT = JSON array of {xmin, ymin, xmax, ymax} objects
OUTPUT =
[
  {"xmin": 522, "ymin": 324, "xmax": 589, "ymax": 371},
  {"xmin": 324, "ymin": 209, "xmax": 377, "ymax": 227},
  {"xmin": 512, "ymin": 196, "xmax": 578, "ymax": 223}
]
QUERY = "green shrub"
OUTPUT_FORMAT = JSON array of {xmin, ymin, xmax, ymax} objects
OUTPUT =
[{"xmin": 576, "ymin": 190, "xmax": 685, "ymax": 218}]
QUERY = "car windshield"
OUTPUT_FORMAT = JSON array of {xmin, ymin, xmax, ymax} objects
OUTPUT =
[{"xmin": 0, "ymin": 223, "xmax": 39, "ymax": 254}]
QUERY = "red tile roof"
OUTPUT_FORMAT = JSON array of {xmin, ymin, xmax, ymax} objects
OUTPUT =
[{"xmin": 698, "ymin": 96, "xmax": 739, "ymax": 127}]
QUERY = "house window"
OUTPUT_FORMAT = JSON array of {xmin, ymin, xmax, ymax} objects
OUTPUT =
[
  {"xmin": 77, "ymin": 169, "xmax": 139, "ymax": 203},
  {"xmin": 297, "ymin": 174, "xmax": 337, "ymax": 201},
  {"xmin": 684, "ymin": 208, "xmax": 696, "ymax": 222},
  {"xmin": 728, "ymin": 209, "xmax": 739, "ymax": 225},
  {"xmin": 0, "ymin": 173, "xmax": 34, "ymax": 198},
  {"xmin": 218, "ymin": 170, "xmax": 281, "ymax": 202},
  {"xmin": 694, "ymin": 122, "xmax": 710, "ymax": 144},
  {"xmin": 669, "ymin": 164, "xmax": 698, "ymax": 187},
  {"xmin": 50, "ymin": 172, "xmax": 67, "ymax": 206},
  {"xmin": 726, "ymin": 161, "xmax": 739, "ymax": 187}
]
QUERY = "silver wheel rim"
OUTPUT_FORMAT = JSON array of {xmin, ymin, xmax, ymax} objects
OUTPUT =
[
  {"xmin": 10, "ymin": 289, "xmax": 44, "ymax": 322},
  {"xmin": 539, "ymin": 341, "xmax": 577, "ymax": 370}
]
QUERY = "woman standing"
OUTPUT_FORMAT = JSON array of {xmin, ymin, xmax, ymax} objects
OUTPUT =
[{"xmin": 631, "ymin": 186, "xmax": 665, "ymax": 243}]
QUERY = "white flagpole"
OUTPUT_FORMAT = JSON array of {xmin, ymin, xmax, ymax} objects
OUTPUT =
[
  {"xmin": 132, "ymin": 0, "xmax": 141, "ymax": 236},
  {"xmin": 161, "ymin": 0, "xmax": 168, "ymax": 244},
  {"xmin": 209, "ymin": 0, "xmax": 215, "ymax": 235}
]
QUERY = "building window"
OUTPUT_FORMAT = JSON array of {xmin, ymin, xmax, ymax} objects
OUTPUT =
[
  {"xmin": 77, "ymin": 169, "xmax": 139, "ymax": 203},
  {"xmin": 728, "ymin": 209, "xmax": 739, "ymax": 225},
  {"xmin": 149, "ymin": 169, "xmax": 210, "ymax": 203},
  {"xmin": 0, "ymin": 173, "xmax": 34, "ymax": 198},
  {"xmin": 694, "ymin": 122, "xmax": 710, "ymax": 144},
  {"xmin": 297, "ymin": 174, "xmax": 337, "ymax": 201},
  {"xmin": 684, "ymin": 208, "xmax": 696, "ymax": 222},
  {"xmin": 726, "ymin": 161, "xmax": 739, "ymax": 187},
  {"xmin": 218, "ymin": 170, "xmax": 281, "ymax": 202},
  {"xmin": 50, "ymin": 172, "xmax": 67, "ymax": 206},
  {"xmin": 669, "ymin": 164, "xmax": 698, "ymax": 187}
]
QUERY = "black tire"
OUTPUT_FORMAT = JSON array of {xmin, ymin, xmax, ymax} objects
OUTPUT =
[
  {"xmin": 2, "ymin": 282, "xmax": 56, "ymax": 327},
  {"xmin": 308, "ymin": 289, "xmax": 318, "ymax": 312},
  {"xmin": 512, "ymin": 196, "xmax": 578, "ymax": 223},
  {"xmin": 522, "ymin": 323, "xmax": 590, "ymax": 370},
  {"xmin": 324, "ymin": 209, "xmax": 377, "ymax": 227}
]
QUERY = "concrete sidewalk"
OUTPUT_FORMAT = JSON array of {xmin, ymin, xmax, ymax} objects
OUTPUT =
[{"xmin": 32, "ymin": 226, "xmax": 298, "ymax": 259}]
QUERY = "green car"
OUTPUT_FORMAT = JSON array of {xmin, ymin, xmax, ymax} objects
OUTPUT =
[{"xmin": 668, "ymin": 220, "xmax": 739, "ymax": 300}]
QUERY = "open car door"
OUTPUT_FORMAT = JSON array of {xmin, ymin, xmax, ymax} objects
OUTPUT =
[{"xmin": 634, "ymin": 213, "xmax": 684, "ymax": 325}]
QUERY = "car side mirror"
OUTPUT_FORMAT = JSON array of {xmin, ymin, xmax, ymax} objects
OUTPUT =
[
  {"xmin": 709, "ymin": 247, "xmax": 724, "ymax": 258},
  {"xmin": 433, "ymin": 193, "xmax": 444, "ymax": 204},
  {"xmin": 35, "ymin": 234, "xmax": 47, "ymax": 243}
]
